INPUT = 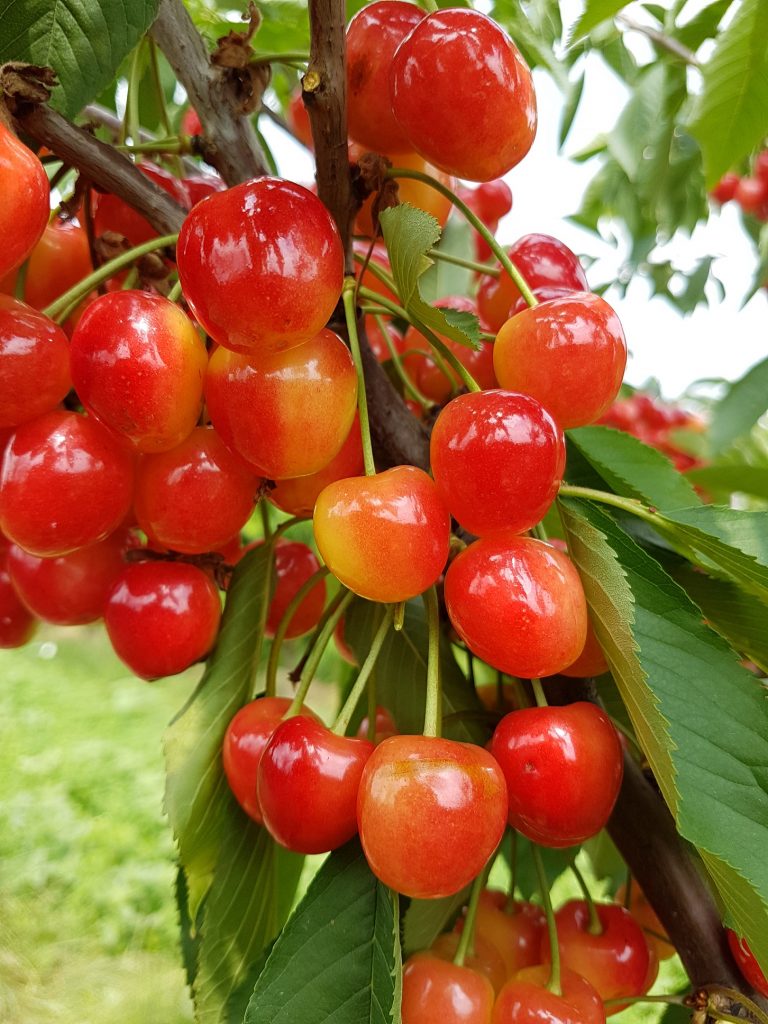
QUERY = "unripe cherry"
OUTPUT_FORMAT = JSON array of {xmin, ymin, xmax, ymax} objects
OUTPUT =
[{"xmin": 0, "ymin": 295, "xmax": 71, "ymax": 428}]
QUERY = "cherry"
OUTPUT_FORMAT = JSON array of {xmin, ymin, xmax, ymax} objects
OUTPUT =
[
  {"xmin": 334, "ymin": 617, "xmax": 358, "ymax": 666},
  {"xmin": 755, "ymin": 151, "xmax": 768, "ymax": 186},
  {"xmin": 205, "ymin": 328, "xmax": 357, "ymax": 479},
  {"xmin": 477, "ymin": 234, "xmax": 589, "ymax": 333},
  {"xmin": 430, "ymin": 390, "xmax": 565, "ymax": 537},
  {"xmin": 105, "ymin": 561, "xmax": 221, "ymax": 680},
  {"xmin": 183, "ymin": 173, "xmax": 226, "ymax": 206},
  {"xmin": 0, "ymin": 411, "xmax": 135, "ymax": 557},
  {"xmin": 356, "ymin": 151, "xmax": 455, "ymax": 236},
  {"xmin": 177, "ymin": 177, "xmax": 344, "ymax": 356},
  {"xmin": 493, "ymin": 293, "xmax": 627, "ymax": 429},
  {"xmin": 0, "ymin": 295, "xmax": 72, "ymax": 428},
  {"xmin": 457, "ymin": 181, "xmax": 514, "ymax": 261},
  {"xmin": 726, "ymin": 930, "xmax": 768, "ymax": 997},
  {"xmin": 23, "ymin": 217, "xmax": 94, "ymax": 324},
  {"xmin": 491, "ymin": 703, "xmax": 623, "ymax": 847},
  {"xmin": 430, "ymin": 932, "xmax": 507, "ymax": 995},
  {"xmin": 133, "ymin": 426, "xmax": 260, "ymax": 554},
  {"xmin": 222, "ymin": 696, "xmax": 318, "ymax": 822},
  {"xmin": 455, "ymin": 892, "xmax": 545, "ymax": 978},
  {"xmin": 356, "ymin": 705, "xmax": 398, "ymax": 745},
  {"xmin": 92, "ymin": 162, "xmax": 191, "ymax": 247},
  {"xmin": 70, "ymin": 290, "xmax": 207, "ymax": 453},
  {"xmin": 401, "ymin": 952, "xmax": 495, "ymax": 1023},
  {"xmin": 258, "ymin": 715, "xmax": 374, "ymax": 853},
  {"xmin": 615, "ymin": 883, "xmax": 674, "ymax": 961},
  {"xmin": 709, "ymin": 173, "xmax": 740, "ymax": 204},
  {"xmin": 0, "ymin": 544, "xmax": 37, "ymax": 648},
  {"xmin": 313, "ymin": 466, "xmax": 450, "ymax": 603},
  {"xmin": 357, "ymin": 734, "xmax": 508, "ymax": 899},
  {"xmin": 346, "ymin": 1, "xmax": 425, "ymax": 152},
  {"xmin": 390, "ymin": 9, "xmax": 536, "ymax": 181},
  {"xmin": 354, "ymin": 241, "xmax": 398, "ymax": 305},
  {"xmin": 265, "ymin": 541, "xmax": 327, "ymax": 639},
  {"xmin": 363, "ymin": 316, "xmax": 404, "ymax": 364},
  {"xmin": 510, "ymin": 286, "xmax": 581, "ymax": 318},
  {"xmin": 560, "ymin": 620, "xmax": 609, "ymax": 678},
  {"xmin": 735, "ymin": 176, "xmax": 768, "ymax": 217},
  {"xmin": 445, "ymin": 536, "xmax": 588, "ymax": 679},
  {"xmin": 287, "ymin": 90, "xmax": 314, "ymax": 149},
  {"xmin": 180, "ymin": 107, "xmax": 202, "ymax": 136},
  {"xmin": 493, "ymin": 966, "xmax": 605, "ymax": 1024},
  {"xmin": 0, "ymin": 123, "xmax": 50, "ymax": 280}
]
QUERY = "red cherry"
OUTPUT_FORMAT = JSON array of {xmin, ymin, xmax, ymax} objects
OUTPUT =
[
  {"xmin": 0, "ymin": 544, "xmax": 37, "ymax": 647},
  {"xmin": 93, "ymin": 162, "xmax": 190, "ymax": 246},
  {"xmin": 354, "ymin": 240, "xmax": 398, "ymax": 305},
  {"xmin": 735, "ymin": 176, "xmax": 768, "ymax": 216},
  {"xmin": 430, "ymin": 390, "xmax": 565, "ymax": 537},
  {"xmin": 490, "ymin": 703, "xmax": 623, "ymax": 847},
  {"xmin": 493, "ymin": 966, "xmax": 605, "ymax": 1024},
  {"xmin": 356, "ymin": 705, "xmax": 398, "ymax": 744},
  {"xmin": 183, "ymin": 173, "xmax": 226, "ymax": 206},
  {"xmin": 0, "ymin": 295, "xmax": 72, "ymax": 428},
  {"xmin": 23, "ymin": 217, "xmax": 94, "ymax": 321},
  {"xmin": 205, "ymin": 328, "xmax": 357, "ymax": 479},
  {"xmin": 615, "ymin": 883, "xmax": 675, "ymax": 961},
  {"xmin": 287, "ymin": 90, "xmax": 314, "ymax": 149},
  {"xmin": 364, "ymin": 316, "xmax": 404, "ymax": 364},
  {"xmin": 105, "ymin": 561, "xmax": 221, "ymax": 680},
  {"xmin": 357, "ymin": 734, "xmax": 508, "ymax": 899},
  {"xmin": 258, "ymin": 715, "xmax": 374, "ymax": 853},
  {"xmin": 455, "ymin": 892, "xmax": 545, "ymax": 978},
  {"xmin": 559, "ymin": 619, "xmax": 609, "ymax": 678},
  {"xmin": 402, "ymin": 952, "xmax": 495, "ymax": 1023},
  {"xmin": 180, "ymin": 107, "xmax": 202, "ymax": 136},
  {"xmin": 0, "ymin": 411, "xmax": 135, "ymax": 557},
  {"xmin": 390, "ymin": 9, "xmax": 536, "ymax": 181},
  {"xmin": 726, "ymin": 930, "xmax": 768, "ymax": 997},
  {"xmin": 0, "ymin": 123, "xmax": 50, "ymax": 279},
  {"xmin": 313, "ymin": 466, "xmax": 450, "ymax": 603},
  {"xmin": 510, "ymin": 286, "xmax": 581, "ymax": 318},
  {"xmin": 445, "ymin": 536, "xmax": 588, "ymax": 679},
  {"xmin": 430, "ymin": 931, "xmax": 507, "ymax": 995},
  {"xmin": 755, "ymin": 152, "xmax": 768, "ymax": 186},
  {"xmin": 494, "ymin": 293, "xmax": 627, "ymax": 429},
  {"xmin": 710, "ymin": 172, "xmax": 740, "ymax": 204},
  {"xmin": 334, "ymin": 617, "xmax": 358, "ymax": 666},
  {"xmin": 472, "ymin": 180, "xmax": 514, "ymax": 224},
  {"xmin": 177, "ymin": 178, "xmax": 344, "ymax": 355},
  {"xmin": 265, "ymin": 541, "xmax": 327, "ymax": 639}
]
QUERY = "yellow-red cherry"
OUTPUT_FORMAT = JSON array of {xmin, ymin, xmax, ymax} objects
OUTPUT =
[
  {"xmin": 493, "ymin": 966, "xmax": 606, "ymax": 1024},
  {"xmin": 402, "ymin": 952, "xmax": 495, "ymax": 1024},
  {"xmin": 430, "ymin": 931, "xmax": 507, "ymax": 995},
  {"xmin": 0, "ymin": 295, "xmax": 72, "ymax": 428},
  {"xmin": 455, "ymin": 891, "xmax": 546, "ymax": 978},
  {"xmin": 0, "ymin": 124, "xmax": 50, "ymax": 280}
]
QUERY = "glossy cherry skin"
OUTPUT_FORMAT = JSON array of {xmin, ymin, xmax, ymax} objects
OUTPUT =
[
  {"xmin": 0, "ymin": 411, "xmax": 135, "ymax": 557},
  {"xmin": 357, "ymin": 705, "xmax": 398, "ymax": 745},
  {"xmin": 735, "ymin": 176, "xmax": 768, "ymax": 217},
  {"xmin": 430, "ymin": 391, "xmax": 565, "ymax": 537},
  {"xmin": 177, "ymin": 178, "xmax": 344, "ymax": 355},
  {"xmin": 346, "ymin": 1, "xmax": 425, "ymax": 152},
  {"xmin": 258, "ymin": 716, "xmax": 374, "ymax": 853},
  {"xmin": 0, "ymin": 545, "xmax": 37, "ymax": 647},
  {"xmin": 222, "ymin": 696, "xmax": 318, "ymax": 822},
  {"xmin": 710, "ymin": 173, "xmax": 740, "ymax": 204},
  {"xmin": 615, "ymin": 883, "xmax": 674, "ymax": 961},
  {"xmin": 265, "ymin": 541, "xmax": 327, "ymax": 639},
  {"xmin": 726, "ymin": 930, "xmax": 768, "ymax": 997},
  {"xmin": 134, "ymin": 426, "xmax": 260, "ymax": 554},
  {"xmin": 493, "ymin": 966, "xmax": 606, "ymax": 1024},
  {"xmin": 430, "ymin": 932, "xmax": 507, "ymax": 995},
  {"xmin": 494, "ymin": 293, "xmax": 627, "ymax": 429},
  {"xmin": 7, "ymin": 529, "xmax": 131, "ymax": 625},
  {"xmin": 314, "ymin": 466, "xmax": 450, "ymax": 603},
  {"xmin": 0, "ymin": 295, "xmax": 72, "ymax": 428},
  {"xmin": 455, "ymin": 892, "xmax": 545, "ymax": 978},
  {"xmin": 560, "ymin": 619, "xmax": 609, "ymax": 678},
  {"xmin": 364, "ymin": 317, "xmax": 404, "ymax": 364},
  {"xmin": 478, "ymin": 235, "xmax": 589, "ymax": 332},
  {"xmin": 105, "ymin": 561, "xmax": 221, "ymax": 680},
  {"xmin": 402, "ymin": 953, "xmax": 495, "ymax": 1024},
  {"xmin": 356, "ymin": 151, "xmax": 455, "ymax": 236},
  {"xmin": 92, "ymin": 162, "xmax": 190, "ymax": 247},
  {"xmin": 0, "ymin": 124, "xmax": 50, "ymax": 279},
  {"xmin": 458, "ymin": 181, "xmax": 514, "ymax": 261},
  {"xmin": 542, "ymin": 901, "xmax": 651, "ymax": 1011},
  {"xmin": 357, "ymin": 734, "xmax": 508, "ymax": 899},
  {"xmin": 491, "ymin": 703, "xmax": 623, "ymax": 847},
  {"xmin": 445, "ymin": 536, "xmax": 588, "ymax": 679},
  {"xmin": 206, "ymin": 328, "xmax": 357, "ymax": 480},
  {"xmin": 23, "ymin": 217, "xmax": 94, "ymax": 322},
  {"xmin": 391, "ymin": 10, "xmax": 536, "ymax": 181},
  {"xmin": 183, "ymin": 173, "xmax": 226, "ymax": 206}
]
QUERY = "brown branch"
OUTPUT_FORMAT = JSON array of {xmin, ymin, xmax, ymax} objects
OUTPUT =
[
  {"xmin": 616, "ymin": 14, "xmax": 700, "ymax": 67},
  {"xmin": 150, "ymin": 0, "xmax": 269, "ymax": 186}
]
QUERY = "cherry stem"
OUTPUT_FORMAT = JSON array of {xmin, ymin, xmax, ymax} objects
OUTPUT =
[
  {"xmin": 557, "ymin": 486, "xmax": 660, "ymax": 529},
  {"xmin": 273, "ymin": 516, "xmax": 303, "ymax": 540},
  {"xmin": 422, "ymin": 586, "xmax": 442, "ymax": 738},
  {"xmin": 167, "ymin": 279, "xmax": 183, "ymax": 303},
  {"xmin": 393, "ymin": 601, "xmax": 406, "ymax": 631},
  {"xmin": 505, "ymin": 830, "xmax": 519, "ymax": 914},
  {"xmin": 570, "ymin": 862, "xmax": 604, "ymax": 936},
  {"xmin": 352, "ymin": 249, "xmax": 398, "ymax": 294},
  {"xmin": 532, "ymin": 845, "xmax": 562, "ymax": 996},
  {"xmin": 265, "ymin": 566, "xmax": 330, "ymax": 699},
  {"xmin": 386, "ymin": 167, "xmax": 538, "ymax": 308},
  {"xmin": 366, "ymin": 661, "xmax": 377, "ymax": 742},
  {"xmin": 454, "ymin": 863, "xmax": 491, "ymax": 967},
  {"xmin": 531, "ymin": 678, "xmax": 549, "ymax": 708},
  {"xmin": 532, "ymin": 522, "xmax": 549, "ymax": 542},
  {"xmin": 332, "ymin": 605, "xmax": 394, "ymax": 736},
  {"xmin": 250, "ymin": 51, "xmax": 310, "ymax": 65},
  {"xmin": 374, "ymin": 313, "xmax": 432, "ymax": 411},
  {"xmin": 124, "ymin": 39, "xmax": 145, "ymax": 147},
  {"xmin": 42, "ymin": 233, "xmax": 179, "ymax": 320},
  {"xmin": 117, "ymin": 138, "xmax": 186, "ymax": 155},
  {"xmin": 286, "ymin": 589, "xmax": 355, "ymax": 717},
  {"xmin": 604, "ymin": 995, "xmax": 687, "ymax": 1007},
  {"xmin": 343, "ymin": 278, "xmax": 376, "ymax": 477},
  {"xmin": 412, "ymin": 314, "xmax": 482, "ymax": 394},
  {"xmin": 427, "ymin": 248, "xmax": 500, "ymax": 278},
  {"xmin": 259, "ymin": 501, "xmax": 273, "ymax": 540}
]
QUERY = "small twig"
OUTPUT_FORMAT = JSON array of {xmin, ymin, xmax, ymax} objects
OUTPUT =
[{"xmin": 615, "ymin": 14, "xmax": 701, "ymax": 67}]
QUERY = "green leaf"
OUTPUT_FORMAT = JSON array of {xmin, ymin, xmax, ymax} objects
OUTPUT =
[
  {"xmin": 0, "ymin": 0, "xmax": 159, "ymax": 119},
  {"xmin": 709, "ymin": 355, "xmax": 768, "ymax": 452},
  {"xmin": 419, "ymin": 214, "xmax": 474, "ymax": 303},
  {"xmin": 674, "ymin": 0, "xmax": 731, "ymax": 52},
  {"xmin": 685, "ymin": 464, "xmax": 768, "ymax": 501},
  {"xmin": 403, "ymin": 889, "xmax": 469, "ymax": 956},
  {"xmin": 244, "ymin": 841, "xmax": 401, "ymax": 1024},
  {"xmin": 559, "ymin": 496, "xmax": 768, "ymax": 974},
  {"xmin": 568, "ymin": 426, "xmax": 701, "ymax": 509},
  {"xmin": 559, "ymin": 72, "xmax": 585, "ymax": 149},
  {"xmin": 688, "ymin": 0, "xmax": 768, "ymax": 187},
  {"xmin": 379, "ymin": 205, "xmax": 481, "ymax": 351},
  {"xmin": 569, "ymin": 0, "xmax": 630, "ymax": 42}
]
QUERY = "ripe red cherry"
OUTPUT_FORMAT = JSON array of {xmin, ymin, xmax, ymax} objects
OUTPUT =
[
  {"xmin": 490, "ymin": 703, "xmax": 623, "ymax": 847},
  {"xmin": 0, "ymin": 544, "xmax": 36, "ymax": 648},
  {"xmin": 493, "ymin": 966, "xmax": 605, "ymax": 1024},
  {"xmin": 258, "ymin": 715, "xmax": 374, "ymax": 853},
  {"xmin": 430, "ymin": 932, "xmax": 507, "ymax": 995},
  {"xmin": 92, "ymin": 162, "xmax": 190, "ymax": 246},
  {"xmin": 510, "ymin": 286, "xmax": 581, "ymax": 318},
  {"xmin": 105, "ymin": 561, "xmax": 221, "ymax": 680},
  {"xmin": 0, "ymin": 411, "xmax": 135, "ymax": 557},
  {"xmin": 177, "ymin": 178, "xmax": 344, "ymax": 355},
  {"xmin": 430, "ymin": 390, "xmax": 565, "ymax": 537},
  {"xmin": 357, "ymin": 734, "xmax": 508, "ymax": 899},
  {"xmin": 477, "ymin": 234, "xmax": 589, "ymax": 332},
  {"xmin": 181, "ymin": 107, "xmax": 202, "ymax": 136},
  {"xmin": 710, "ymin": 173, "xmax": 740, "ymax": 205},
  {"xmin": 458, "ymin": 181, "xmax": 514, "ymax": 261},
  {"xmin": 445, "ymin": 536, "xmax": 588, "ymax": 679},
  {"xmin": 313, "ymin": 466, "xmax": 450, "ymax": 603},
  {"xmin": 363, "ymin": 316, "xmax": 404, "ymax": 364},
  {"xmin": 735, "ymin": 176, "xmax": 768, "ymax": 217},
  {"xmin": 23, "ymin": 217, "xmax": 94, "ymax": 321},
  {"xmin": 494, "ymin": 293, "xmax": 627, "ymax": 429},
  {"xmin": 0, "ymin": 295, "xmax": 72, "ymax": 428},
  {"xmin": 356, "ymin": 705, "xmax": 398, "ymax": 744},
  {"xmin": 455, "ymin": 892, "xmax": 545, "ymax": 978},
  {"xmin": 347, "ymin": 2, "xmax": 425, "ymax": 151},
  {"xmin": 756, "ymin": 151, "xmax": 768, "ymax": 185},
  {"xmin": 543, "ymin": 901, "xmax": 651, "ymax": 1011},
  {"xmin": 265, "ymin": 541, "xmax": 327, "ymax": 639},
  {"xmin": 222, "ymin": 696, "xmax": 318, "ymax": 822},
  {"xmin": 183, "ymin": 173, "xmax": 226, "ymax": 206},
  {"xmin": 390, "ymin": 9, "xmax": 536, "ymax": 181},
  {"xmin": 615, "ymin": 883, "xmax": 674, "ymax": 961},
  {"xmin": 0, "ymin": 124, "xmax": 50, "ymax": 279},
  {"xmin": 726, "ymin": 930, "xmax": 768, "ymax": 997},
  {"xmin": 560, "ymin": 619, "xmax": 609, "ymax": 678},
  {"xmin": 402, "ymin": 953, "xmax": 495, "ymax": 1024}
]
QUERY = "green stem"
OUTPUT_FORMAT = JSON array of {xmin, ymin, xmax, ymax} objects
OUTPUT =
[
  {"xmin": 360, "ymin": 303, "xmax": 393, "ymax": 318},
  {"xmin": 412, "ymin": 314, "xmax": 481, "ymax": 394},
  {"xmin": 286, "ymin": 590, "xmax": 355, "ymax": 716},
  {"xmin": 557, "ymin": 486, "xmax": 660, "ymax": 528},
  {"xmin": 149, "ymin": 40, "xmax": 175, "ymax": 139},
  {"xmin": 428, "ymin": 248, "xmax": 499, "ymax": 278},
  {"xmin": 42, "ymin": 234, "xmax": 179, "ymax": 321},
  {"xmin": 121, "ymin": 267, "xmax": 140, "ymax": 291},
  {"xmin": 374, "ymin": 313, "xmax": 431, "ymax": 411},
  {"xmin": 571, "ymin": 863, "xmax": 603, "ymax": 935},
  {"xmin": 604, "ymin": 995, "xmax": 687, "ymax": 1007},
  {"xmin": 419, "ymin": 0, "xmax": 438, "ymax": 11},
  {"xmin": 117, "ymin": 139, "xmax": 186, "ymax": 155},
  {"xmin": 352, "ymin": 248, "xmax": 400, "ymax": 300},
  {"xmin": 343, "ymin": 279, "xmax": 376, "ymax": 477},
  {"xmin": 366, "ymin": 661, "xmax": 377, "ymax": 742},
  {"xmin": 259, "ymin": 501, "xmax": 273, "ymax": 540},
  {"xmin": 393, "ymin": 601, "xmax": 406, "ymax": 631},
  {"xmin": 532, "ymin": 845, "xmax": 562, "ymax": 996},
  {"xmin": 532, "ymin": 521, "xmax": 549, "ymax": 542},
  {"xmin": 333, "ymin": 606, "xmax": 394, "ymax": 735},
  {"xmin": 531, "ymin": 678, "xmax": 548, "ymax": 708},
  {"xmin": 125, "ymin": 40, "xmax": 145, "ymax": 148},
  {"xmin": 454, "ymin": 865, "xmax": 491, "ymax": 966},
  {"xmin": 505, "ymin": 830, "xmax": 519, "ymax": 913},
  {"xmin": 265, "ymin": 566, "xmax": 330, "ymax": 698},
  {"xmin": 387, "ymin": 167, "xmax": 538, "ymax": 308},
  {"xmin": 422, "ymin": 586, "xmax": 442, "ymax": 738},
  {"xmin": 272, "ymin": 516, "xmax": 302, "ymax": 540},
  {"xmin": 13, "ymin": 260, "xmax": 29, "ymax": 300},
  {"xmin": 167, "ymin": 279, "xmax": 183, "ymax": 303},
  {"xmin": 251, "ymin": 51, "xmax": 310, "ymax": 65}
]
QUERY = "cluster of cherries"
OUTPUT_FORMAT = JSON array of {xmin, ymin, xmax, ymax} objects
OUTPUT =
[
  {"xmin": 598, "ymin": 393, "xmax": 704, "ymax": 472},
  {"xmin": 710, "ymin": 148, "xmax": 768, "ymax": 220}
]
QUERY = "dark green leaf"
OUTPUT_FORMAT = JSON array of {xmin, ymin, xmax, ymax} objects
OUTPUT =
[
  {"xmin": 175, "ymin": 863, "xmax": 202, "ymax": 992},
  {"xmin": 685, "ymin": 464, "xmax": 768, "ymax": 501},
  {"xmin": 403, "ymin": 889, "xmax": 469, "ymax": 956},
  {"xmin": 569, "ymin": 0, "xmax": 630, "ymax": 42},
  {"xmin": 710, "ymin": 356, "xmax": 768, "ymax": 452}
]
